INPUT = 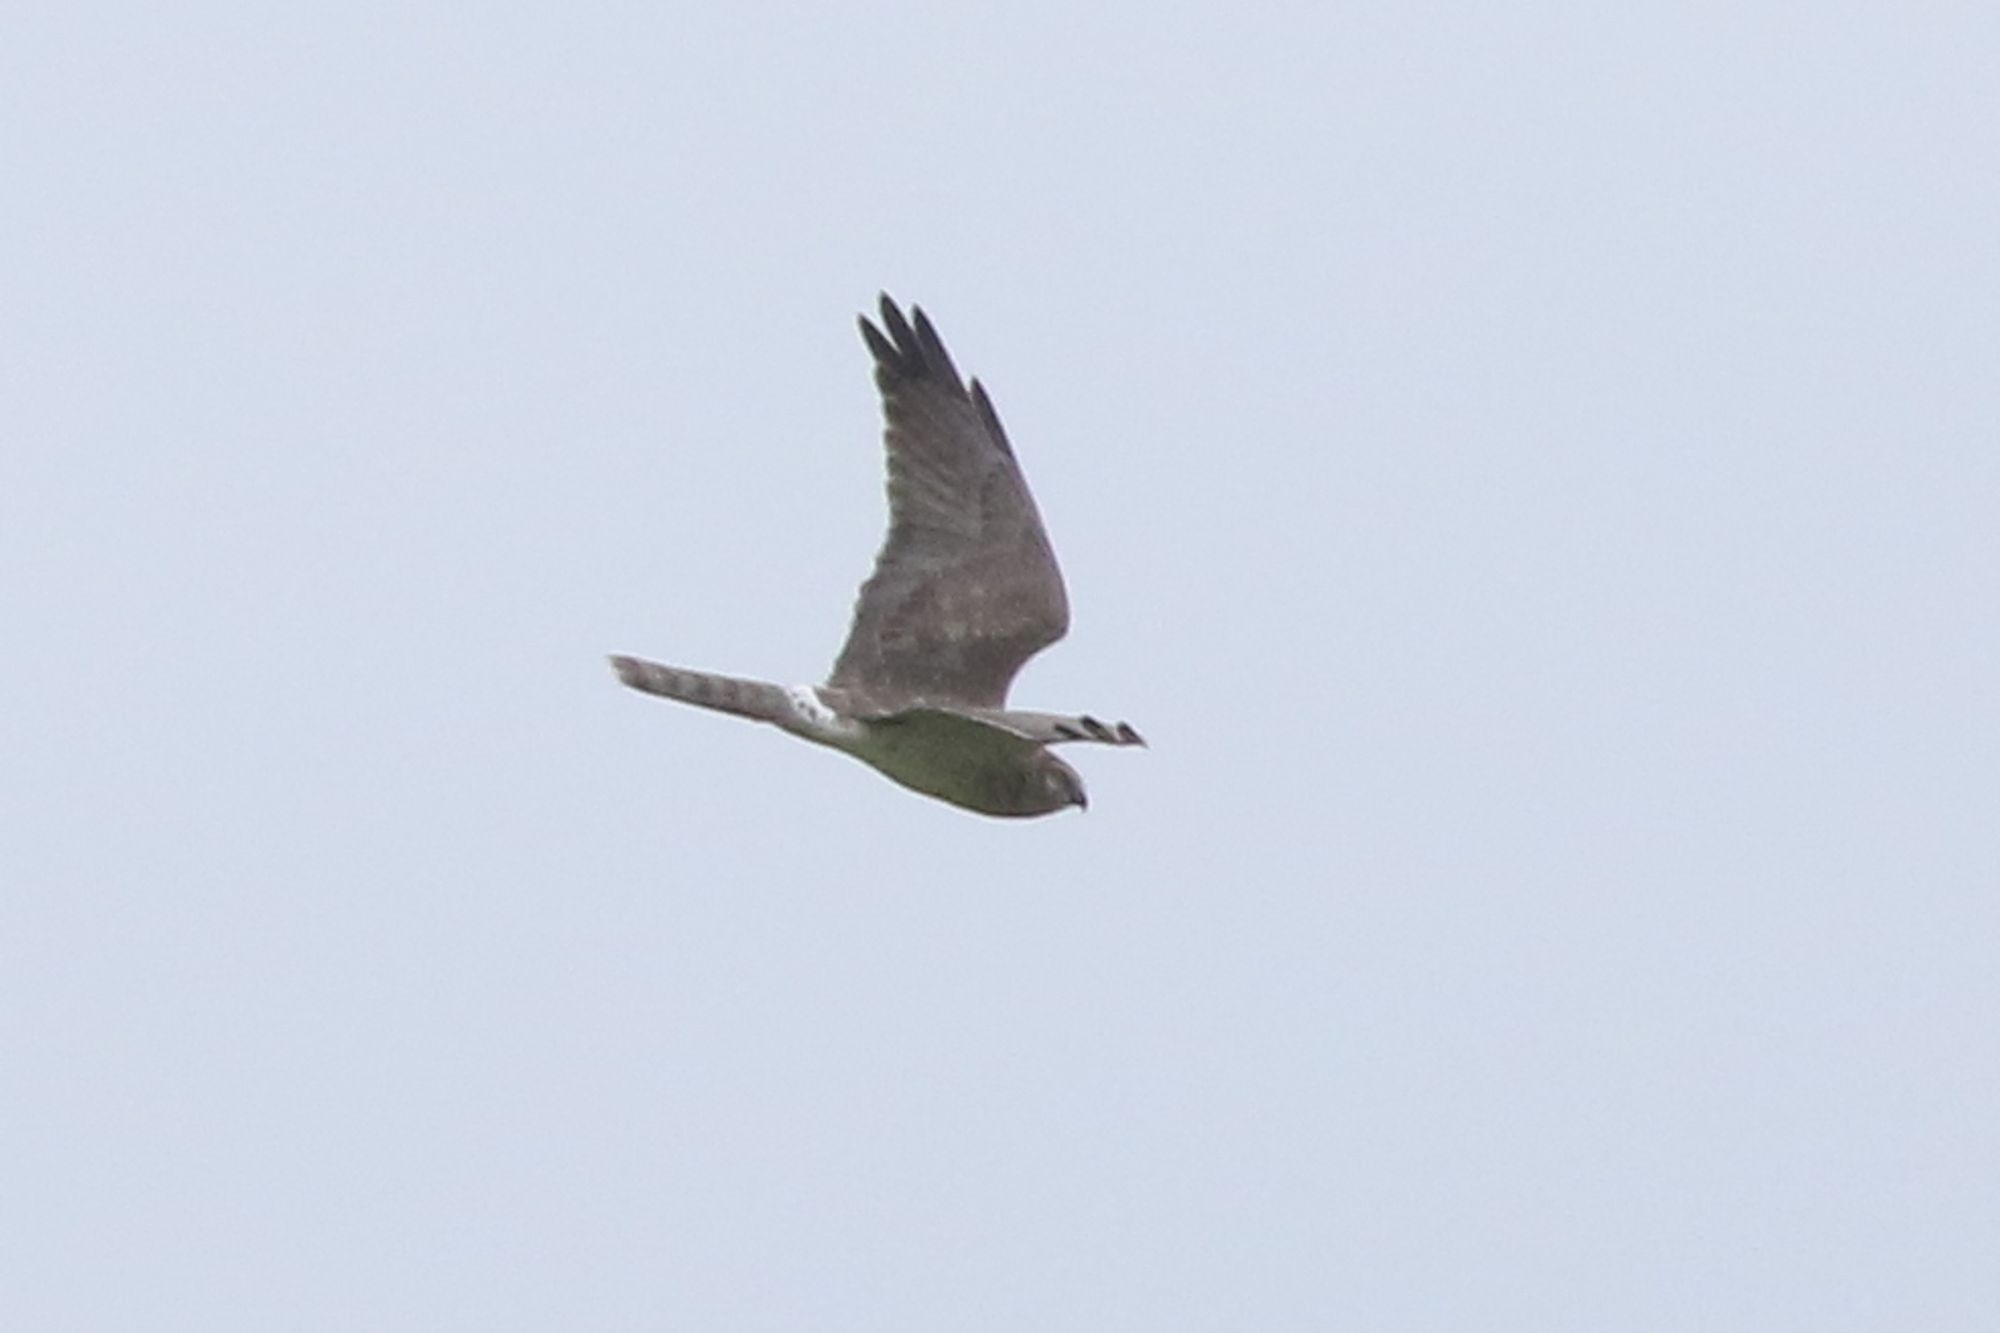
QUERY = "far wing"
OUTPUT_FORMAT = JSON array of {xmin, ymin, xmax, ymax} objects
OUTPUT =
[{"xmin": 827, "ymin": 296, "xmax": 1068, "ymax": 709}]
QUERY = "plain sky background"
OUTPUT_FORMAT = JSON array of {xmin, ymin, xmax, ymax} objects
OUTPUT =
[{"xmin": 5, "ymin": 3, "xmax": 1996, "ymax": 1329}]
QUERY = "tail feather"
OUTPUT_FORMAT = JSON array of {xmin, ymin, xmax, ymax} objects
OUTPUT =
[{"xmin": 609, "ymin": 655, "xmax": 791, "ymax": 725}]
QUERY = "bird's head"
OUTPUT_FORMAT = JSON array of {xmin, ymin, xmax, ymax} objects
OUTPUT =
[{"xmin": 1026, "ymin": 750, "xmax": 1088, "ymax": 815}]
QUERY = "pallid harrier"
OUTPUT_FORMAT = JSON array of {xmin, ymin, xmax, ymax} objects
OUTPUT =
[{"xmin": 610, "ymin": 295, "xmax": 1143, "ymax": 817}]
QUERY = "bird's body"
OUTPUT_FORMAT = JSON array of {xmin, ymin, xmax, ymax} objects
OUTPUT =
[{"xmin": 610, "ymin": 296, "xmax": 1142, "ymax": 818}]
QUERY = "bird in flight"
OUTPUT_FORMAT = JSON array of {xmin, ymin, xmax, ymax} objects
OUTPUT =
[{"xmin": 610, "ymin": 295, "xmax": 1144, "ymax": 817}]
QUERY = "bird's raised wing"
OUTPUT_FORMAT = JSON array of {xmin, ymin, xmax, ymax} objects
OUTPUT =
[{"xmin": 826, "ymin": 296, "xmax": 1069, "ymax": 710}]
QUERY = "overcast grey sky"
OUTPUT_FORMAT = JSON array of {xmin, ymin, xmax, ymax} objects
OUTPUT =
[{"xmin": 5, "ymin": 3, "xmax": 1996, "ymax": 1329}]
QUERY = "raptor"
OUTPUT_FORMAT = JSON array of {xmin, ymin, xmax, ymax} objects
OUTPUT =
[{"xmin": 610, "ymin": 296, "xmax": 1143, "ymax": 817}]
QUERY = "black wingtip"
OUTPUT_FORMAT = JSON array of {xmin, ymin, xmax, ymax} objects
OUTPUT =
[
  {"xmin": 858, "ymin": 293, "xmax": 970, "ymax": 398},
  {"xmin": 860, "ymin": 293, "xmax": 919, "ymax": 373},
  {"xmin": 878, "ymin": 295, "xmax": 917, "ymax": 351},
  {"xmin": 858, "ymin": 310, "xmax": 896, "ymax": 366}
]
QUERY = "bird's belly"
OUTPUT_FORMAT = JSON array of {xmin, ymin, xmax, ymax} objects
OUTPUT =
[{"xmin": 847, "ymin": 715, "xmax": 1028, "ymax": 814}]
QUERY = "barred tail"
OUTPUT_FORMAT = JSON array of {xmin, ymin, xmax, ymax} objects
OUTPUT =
[{"xmin": 608, "ymin": 655, "xmax": 791, "ymax": 725}]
